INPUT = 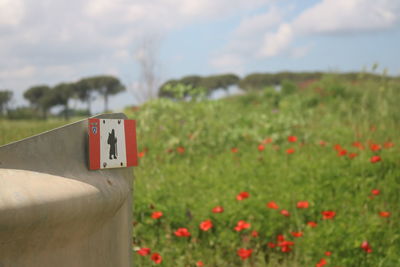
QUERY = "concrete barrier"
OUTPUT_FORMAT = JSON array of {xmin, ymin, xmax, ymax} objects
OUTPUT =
[{"xmin": 0, "ymin": 113, "xmax": 133, "ymax": 267}]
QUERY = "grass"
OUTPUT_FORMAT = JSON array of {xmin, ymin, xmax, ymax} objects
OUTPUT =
[{"xmin": 1, "ymin": 74, "xmax": 399, "ymax": 266}]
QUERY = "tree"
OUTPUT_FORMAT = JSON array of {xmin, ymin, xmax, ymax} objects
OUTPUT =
[
  {"xmin": 52, "ymin": 83, "xmax": 75, "ymax": 120},
  {"xmin": 0, "ymin": 90, "xmax": 12, "ymax": 115},
  {"xmin": 132, "ymin": 36, "xmax": 163, "ymax": 103},
  {"xmin": 74, "ymin": 77, "xmax": 97, "ymax": 116},
  {"xmin": 23, "ymin": 85, "xmax": 51, "ymax": 119},
  {"xmin": 92, "ymin": 75, "xmax": 125, "ymax": 112}
]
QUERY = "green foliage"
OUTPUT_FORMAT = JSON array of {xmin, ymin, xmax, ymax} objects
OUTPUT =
[{"xmin": 0, "ymin": 90, "xmax": 13, "ymax": 114}]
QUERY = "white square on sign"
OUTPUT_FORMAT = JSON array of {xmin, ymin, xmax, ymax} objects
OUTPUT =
[{"xmin": 99, "ymin": 119, "xmax": 127, "ymax": 169}]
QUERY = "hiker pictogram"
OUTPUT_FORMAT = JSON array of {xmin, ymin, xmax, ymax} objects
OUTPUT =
[{"xmin": 107, "ymin": 129, "xmax": 118, "ymax": 159}]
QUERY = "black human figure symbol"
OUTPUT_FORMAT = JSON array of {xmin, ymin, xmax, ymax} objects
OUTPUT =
[{"xmin": 107, "ymin": 129, "xmax": 118, "ymax": 160}]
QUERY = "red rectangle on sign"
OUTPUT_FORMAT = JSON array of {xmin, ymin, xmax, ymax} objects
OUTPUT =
[
  {"xmin": 88, "ymin": 118, "xmax": 100, "ymax": 170},
  {"xmin": 124, "ymin": 119, "xmax": 138, "ymax": 167}
]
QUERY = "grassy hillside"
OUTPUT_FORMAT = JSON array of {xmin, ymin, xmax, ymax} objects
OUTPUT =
[
  {"xmin": 0, "ymin": 73, "xmax": 399, "ymax": 266},
  {"xmin": 129, "ymin": 74, "xmax": 400, "ymax": 266}
]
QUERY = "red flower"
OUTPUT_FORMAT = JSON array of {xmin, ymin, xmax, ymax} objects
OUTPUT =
[
  {"xmin": 324, "ymin": 251, "xmax": 332, "ymax": 256},
  {"xmin": 370, "ymin": 155, "xmax": 381, "ymax": 163},
  {"xmin": 361, "ymin": 241, "xmax": 372, "ymax": 253},
  {"xmin": 288, "ymin": 136, "xmax": 297, "ymax": 142},
  {"xmin": 199, "ymin": 219, "xmax": 213, "ymax": 231},
  {"xmin": 316, "ymin": 258, "xmax": 327, "ymax": 267},
  {"xmin": 177, "ymin": 146, "xmax": 185, "ymax": 154},
  {"xmin": 151, "ymin": 211, "xmax": 163, "ymax": 219},
  {"xmin": 333, "ymin": 144, "xmax": 342, "ymax": 151},
  {"xmin": 234, "ymin": 220, "xmax": 251, "ymax": 231},
  {"xmin": 237, "ymin": 248, "xmax": 252, "ymax": 260},
  {"xmin": 236, "ymin": 191, "xmax": 250, "ymax": 200},
  {"xmin": 337, "ymin": 149, "xmax": 347, "ymax": 156},
  {"xmin": 379, "ymin": 211, "xmax": 391, "ymax": 218},
  {"xmin": 137, "ymin": 248, "xmax": 151, "ymax": 256},
  {"xmin": 151, "ymin": 253, "xmax": 162, "ymax": 264},
  {"xmin": 286, "ymin": 148, "xmax": 295, "ymax": 154},
  {"xmin": 267, "ymin": 242, "xmax": 276, "ymax": 248},
  {"xmin": 280, "ymin": 209, "xmax": 290, "ymax": 217},
  {"xmin": 277, "ymin": 235, "xmax": 285, "ymax": 242},
  {"xmin": 231, "ymin": 147, "xmax": 238, "ymax": 153},
  {"xmin": 319, "ymin": 140, "xmax": 327, "ymax": 146},
  {"xmin": 277, "ymin": 240, "xmax": 295, "ymax": 253},
  {"xmin": 352, "ymin": 141, "xmax": 364, "ymax": 150},
  {"xmin": 174, "ymin": 228, "xmax": 191, "ymax": 237},
  {"xmin": 384, "ymin": 142, "xmax": 394, "ymax": 149},
  {"xmin": 307, "ymin": 221, "xmax": 318, "ymax": 228},
  {"xmin": 138, "ymin": 151, "xmax": 146, "ymax": 158},
  {"xmin": 348, "ymin": 152, "xmax": 358, "ymax": 159},
  {"xmin": 322, "ymin": 211, "xmax": 336, "ymax": 220},
  {"xmin": 369, "ymin": 143, "xmax": 381, "ymax": 152},
  {"xmin": 296, "ymin": 201, "xmax": 309, "ymax": 209},
  {"xmin": 266, "ymin": 201, "xmax": 279, "ymax": 209},
  {"xmin": 291, "ymin": 231, "xmax": 303, "ymax": 237},
  {"xmin": 258, "ymin": 144, "xmax": 265, "ymax": 151},
  {"xmin": 212, "ymin": 206, "xmax": 224, "ymax": 213},
  {"xmin": 251, "ymin": 231, "xmax": 259, "ymax": 238},
  {"xmin": 196, "ymin": 261, "xmax": 204, "ymax": 267},
  {"xmin": 371, "ymin": 189, "xmax": 380, "ymax": 195}
]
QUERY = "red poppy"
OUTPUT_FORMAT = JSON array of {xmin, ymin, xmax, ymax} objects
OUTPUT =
[
  {"xmin": 379, "ymin": 211, "xmax": 391, "ymax": 218},
  {"xmin": 352, "ymin": 141, "xmax": 364, "ymax": 150},
  {"xmin": 337, "ymin": 149, "xmax": 347, "ymax": 156},
  {"xmin": 151, "ymin": 211, "xmax": 163, "ymax": 219},
  {"xmin": 137, "ymin": 248, "xmax": 151, "ymax": 256},
  {"xmin": 174, "ymin": 228, "xmax": 191, "ymax": 237},
  {"xmin": 316, "ymin": 258, "xmax": 327, "ymax": 267},
  {"xmin": 370, "ymin": 155, "xmax": 381, "ymax": 163},
  {"xmin": 212, "ymin": 206, "xmax": 224, "ymax": 213},
  {"xmin": 307, "ymin": 221, "xmax": 318, "ymax": 228},
  {"xmin": 296, "ymin": 201, "xmax": 309, "ymax": 209},
  {"xmin": 258, "ymin": 144, "xmax": 265, "ymax": 151},
  {"xmin": 319, "ymin": 140, "xmax": 326, "ymax": 146},
  {"xmin": 177, "ymin": 146, "xmax": 185, "ymax": 154},
  {"xmin": 280, "ymin": 209, "xmax": 290, "ymax": 217},
  {"xmin": 231, "ymin": 147, "xmax": 238, "ymax": 153},
  {"xmin": 138, "ymin": 151, "xmax": 146, "ymax": 158},
  {"xmin": 277, "ymin": 240, "xmax": 295, "ymax": 253},
  {"xmin": 322, "ymin": 211, "xmax": 336, "ymax": 220},
  {"xmin": 277, "ymin": 235, "xmax": 285, "ymax": 242},
  {"xmin": 196, "ymin": 261, "xmax": 204, "ymax": 267},
  {"xmin": 371, "ymin": 189, "xmax": 380, "ymax": 195},
  {"xmin": 266, "ymin": 201, "xmax": 279, "ymax": 209},
  {"xmin": 348, "ymin": 152, "xmax": 358, "ymax": 159},
  {"xmin": 288, "ymin": 136, "xmax": 297, "ymax": 142},
  {"xmin": 199, "ymin": 219, "xmax": 213, "ymax": 231},
  {"xmin": 151, "ymin": 253, "xmax": 162, "ymax": 264},
  {"xmin": 324, "ymin": 251, "xmax": 332, "ymax": 256},
  {"xmin": 237, "ymin": 248, "xmax": 252, "ymax": 260},
  {"xmin": 384, "ymin": 142, "xmax": 394, "ymax": 149},
  {"xmin": 267, "ymin": 242, "xmax": 276, "ymax": 248},
  {"xmin": 286, "ymin": 148, "xmax": 295, "ymax": 154},
  {"xmin": 333, "ymin": 144, "xmax": 342, "ymax": 151},
  {"xmin": 291, "ymin": 231, "xmax": 303, "ymax": 237},
  {"xmin": 251, "ymin": 231, "xmax": 259, "ymax": 238},
  {"xmin": 361, "ymin": 241, "xmax": 372, "ymax": 253},
  {"xmin": 236, "ymin": 191, "xmax": 250, "ymax": 201},
  {"xmin": 234, "ymin": 220, "xmax": 251, "ymax": 231},
  {"xmin": 369, "ymin": 143, "xmax": 381, "ymax": 152}
]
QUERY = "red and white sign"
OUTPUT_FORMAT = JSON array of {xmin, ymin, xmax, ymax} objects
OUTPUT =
[{"xmin": 88, "ymin": 118, "xmax": 138, "ymax": 170}]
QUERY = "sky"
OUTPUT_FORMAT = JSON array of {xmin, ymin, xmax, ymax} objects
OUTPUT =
[{"xmin": 1, "ymin": 0, "xmax": 400, "ymax": 112}]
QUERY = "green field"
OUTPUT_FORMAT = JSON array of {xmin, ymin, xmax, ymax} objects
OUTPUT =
[{"xmin": 1, "ymin": 74, "xmax": 399, "ymax": 266}]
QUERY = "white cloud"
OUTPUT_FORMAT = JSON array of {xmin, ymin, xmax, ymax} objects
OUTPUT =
[
  {"xmin": 0, "ymin": 0, "xmax": 25, "ymax": 27},
  {"xmin": 210, "ymin": 54, "xmax": 244, "ymax": 73},
  {"xmin": 259, "ymin": 23, "xmax": 293, "ymax": 57}
]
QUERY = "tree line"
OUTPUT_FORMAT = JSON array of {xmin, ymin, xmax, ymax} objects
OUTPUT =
[
  {"xmin": 0, "ymin": 75, "xmax": 125, "ymax": 120},
  {"xmin": 158, "ymin": 71, "xmax": 400, "ymax": 100}
]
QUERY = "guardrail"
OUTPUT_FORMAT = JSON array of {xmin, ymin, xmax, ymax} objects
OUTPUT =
[{"xmin": 0, "ymin": 113, "xmax": 133, "ymax": 267}]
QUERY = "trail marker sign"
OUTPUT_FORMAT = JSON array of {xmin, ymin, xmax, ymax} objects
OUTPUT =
[{"xmin": 88, "ymin": 118, "xmax": 138, "ymax": 170}]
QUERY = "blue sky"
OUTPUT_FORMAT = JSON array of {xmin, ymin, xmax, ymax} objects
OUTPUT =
[{"xmin": 0, "ymin": 0, "xmax": 399, "ymax": 112}]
